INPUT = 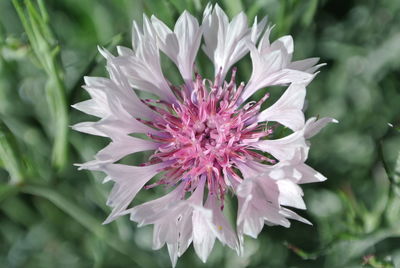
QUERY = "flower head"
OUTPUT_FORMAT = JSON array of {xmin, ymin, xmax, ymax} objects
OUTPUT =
[{"xmin": 73, "ymin": 3, "xmax": 336, "ymax": 266}]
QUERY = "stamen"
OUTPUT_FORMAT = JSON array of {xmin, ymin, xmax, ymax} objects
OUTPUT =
[{"xmin": 143, "ymin": 66, "xmax": 276, "ymax": 201}]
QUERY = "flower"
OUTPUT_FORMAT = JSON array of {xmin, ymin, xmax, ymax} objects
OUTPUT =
[{"xmin": 73, "ymin": 3, "xmax": 336, "ymax": 267}]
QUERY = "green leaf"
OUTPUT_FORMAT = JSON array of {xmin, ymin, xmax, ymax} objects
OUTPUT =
[
  {"xmin": 0, "ymin": 120, "xmax": 25, "ymax": 184},
  {"xmin": 324, "ymin": 228, "xmax": 400, "ymax": 267},
  {"xmin": 0, "ymin": 22, "xmax": 5, "ymax": 44},
  {"xmin": 222, "ymin": 0, "xmax": 243, "ymax": 17},
  {"xmin": 302, "ymin": 0, "xmax": 318, "ymax": 27},
  {"xmin": 385, "ymin": 196, "xmax": 400, "ymax": 228},
  {"xmin": 21, "ymin": 185, "xmax": 153, "ymax": 267},
  {"xmin": 167, "ymin": 0, "xmax": 195, "ymax": 14},
  {"xmin": 394, "ymin": 150, "xmax": 400, "ymax": 185},
  {"xmin": 143, "ymin": 0, "xmax": 175, "ymax": 27},
  {"xmin": 12, "ymin": 0, "xmax": 69, "ymax": 171},
  {"xmin": 0, "ymin": 184, "xmax": 18, "ymax": 203},
  {"xmin": 1, "ymin": 195, "xmax": 38, "ymax": 226}
]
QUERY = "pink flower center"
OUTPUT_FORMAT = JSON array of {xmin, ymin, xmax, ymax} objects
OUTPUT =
[{"xmin": 140, "ymin": 69, "xmax": 275, "ymax": 203}]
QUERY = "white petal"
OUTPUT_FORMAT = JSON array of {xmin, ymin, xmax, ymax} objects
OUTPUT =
[
  {"xmin": 167, "ymin": 242, "xmax": 179, "ymax": 268},
  {"xmin": 256, "ymin": 82, "xmax": 306, "ymax": 131},
  {"xmin": 276, "ymin": 179, "xmax": 306, "ymax": 209},
  {"xmin": 114, "ymin": 55, "xmax": 176, "ymax": 103},
  {"xmin": 294, "ymin": 163, "xmax": 327, "ymax": 184},
  {"xmin": 96, "ymin": 136, "xmax": 159, "ymax": 162},
  {"xmin": 174, "ymin": 11, "xmax": 202, "ymax": 82},
  {"xmin": 251, "ymin": 130, "xmax": 308, "ymax": 161},
  {"xmin": 234, "ymin": 160, "xmax": 271, "ymax": 179},
  {"xmin": 71, "ymin": 121, "xmax": 107, "ymax": 137},
  {"xmin": 258, "ymin": 25, "xmax": 274, "ymax": 52},
  {"xmin": 77, "ymin": 71, "xmax": 158, "ymax": 121},
  {"xmin": 275, "ymin": 35, "xmax": 294, "ymax": 55},
  {"xmin": 236, "ymin": 170, "xmax": 312, "ymax": 240},
  {"xmin": 129, "ymin": 184, "xmax": 184, "ymax": 226},
  {"xmin": 202, "ymin": 4, "xmax": 266, "ymax": 80},
  {"xmin": 113, "ymin": 22, "xmax": 177, "ymax": 103},
  {"xmin": 71, "ymin": 114, "xmax": 155, "ymax": 139},
  {"xmin": 240, "ymin": 49, "xmax": 314, "ymax": 103},
  {"xmin": 142, "ymin": 15, "xmax": 157, "ymax": 41},
  {"xmin": 250, "ymin": 16, "xmax": 268, "ymax": 43},
  {"xmin": 178, "ymin": 179, "xmax": 206, "ymax": 257},
  {"xmin": 151, "ymin": 15, "xmax": 179, "ymax": 64},
  {"xmin": 236, "ymin": 175, "xmax": 286, "ymax": 238},
  {"xmin": 280, "ymin": 208, "xmax": 312, "ymax": 225},
  {"xmin": 86, "ymin": 163, "xmax": 165, "ymax": 224},
  {"xmin": 152, "ymin": 11, "xmax": 202, "ymax": 84},
  {"xmin": 177, "ymin": 207, "xmax": 193, "ymax": 256},
  {"xmin": 192, "ymin": 206, "xmax": 216, "ymax": 263},
  {"xmin": 188, "ymin": 176, "xmax": 206, "ymax": 205},
  {"xmin": 106, "ymin": 64, "xmax": 159, "ymax": 120},
  {"xmin": 205, "ymin": 195, "xmax": 239, "ymax": 253},
  {"xmin": 76, "ymin": 136, "xmax": 159, "ymax": 169},
  {"xmin": 304, "ymin": 117, "xmax": 338, "ymax": 139},
  {"xmin": 289, "ymin": 57, "xmax": 324, "ymax": 73},
  {"xmin": 151, "ymin": 203, "xmax": 188, "ymax": 250},
  {"xmin": 240, "ymin": 26, "xmax": 321, "ymax": 104},
  {"xmin": 237, "ymin": 195, "xmax": 265, "ymax": 238},
  {"xmin": 71, "ymin": 99, "xmax": 107, "ymax": 118}
]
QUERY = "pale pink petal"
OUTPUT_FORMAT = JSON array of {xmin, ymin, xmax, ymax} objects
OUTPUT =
[
  {"xmin": 240, "ymin": 42, "xmax": 314, "ymax": 102},
  {"xmin": 130, "ymin": 179, "xmax": 208, "ymax": 265},
  {"xmin": 71, "ymin": 121, "xmax": 108, "ymax": 137},
  {"xmin": 280, "ymin": 208, "xmax": 312, "ymax": 225},
  {"xmin": 109, "ymin": 20, "xmax": 177, "ymax": 103},
  {"xmin": 250, "ymin": 130, "xmax": 308, "ymax": 161},
  {"xmin": 257, "ymin": 25, "xmax": 274, "ymax": 52},
  {"xmin": 304, "ymin": 117, "xmax": 338, "ymax": 139},
  {"xmin": 151, "ymin": 16, "xmax": 179, "ymax": 62},
  {"xmin": 294, "ymin": 163, "xmax": 327, "ymax": 184},
  {"xmin": 151, "ymin": 11, "xmax": 202, "ymax": 84},
  {"xmin": 275, "ymin": 35, "xmax": 294, "ymax": 55},
  {"xmin": 174, "ymin": 11, "xmax": 202, "ymax": 82},
  {"xmin": 167, "ymin": 243, "xmax": 179, "ymax": 268},
  {"xmin": 273, "ymin": 147, "xmax": 327, "ymax": 183},
  {"xmin": 81, "ymin": 162, "xmax": 166, "ymax": 224},
  {"xmin": 105, "ymin": 63, "xmax": 159, "ymax": 120},
  {"xmin": 238, "ymin": 151, "xmax": 327, "ymax": 185},
  {"xmin": 129, "ymin": 184, "xmax": 184, "ymax": 226},
  {"xmin": 176, "ymin": 207, "xmax": 193, "ymax": 256},
  {"xmin": 113, "ymin": 54, "xmax": 176, "ymax": 103},
  {"xmin": 289, "ymin": 57, "xmax": 325, "ymax": 73},
  {"xmin": 202, "ymin": 3, "xmax": 266, "ymax": 80},
  {"xmin": 71, "ymin": 99, "xmax": 107, "ymax": 118},
  {"xmin": 192, "ymin": 206, "xmax": 217, "ymax": 262},
  {"xmin": 236, "ymin": 173, "xmax": 310, "ymax": 240},
  {"xmin": 255, "ymin": 82, "xmax": 306, "ymax": 131},
  {"xmin": 237, "ymin": 195, "xmax": 265, "ymax": 238},
  {"xmin": 95, "ymin": 136, "xmax": 159, "ymax": 162},
  {"xmin": 276, "ymin": 179, "xmax": 306, "ymax": 209},
  {"xmin": 129, "ymin": 184, "xmax": 183, "ymax": 231},
  {"xmin": 237, "ymin": 175, "xmax": 289, "ymax": 238},
  {"xmin": 75, "ymin": 136, "xmax": 159, "ymax": 170},
  {"xmin": 71, "ymin": 113, "xmax": 155, "ymax": 139},
  {"xmin": 239, "ymin": 25, "xmax": 323, "ymax": 104},
  {"xmin": 152, "ymin": 205, "xmax": 185, "ymax": 250},
  {"xmin": 234, "ymin": 160, "xmax": 271, "ymax": 179},
  {"xmin": 205, "ymin": 194, "xmax": 240, "ymax": 253}
]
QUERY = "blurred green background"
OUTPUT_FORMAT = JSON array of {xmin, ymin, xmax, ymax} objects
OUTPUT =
[{"xmin": 1, "ymin": 0, "xmax": 400, "ymax": 267}]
